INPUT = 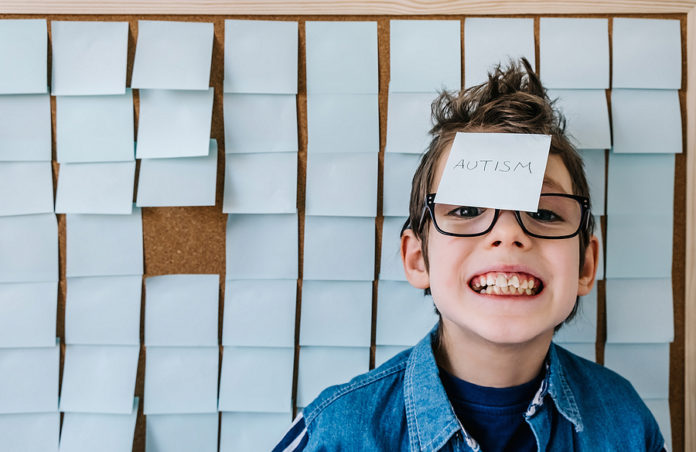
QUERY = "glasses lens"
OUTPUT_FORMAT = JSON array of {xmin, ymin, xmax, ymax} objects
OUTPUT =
[
  {"xmin": 432, "ymin": 203, "xmax": 496, "ymax": 235},
  {"xmin": 520, "ymin": 195, "xmax": 583, "ymax": 237}
]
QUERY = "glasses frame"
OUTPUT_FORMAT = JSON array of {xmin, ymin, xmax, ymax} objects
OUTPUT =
[{"xmin": 421, "ymin": 192, "xmax": 591, "ymax": 240}]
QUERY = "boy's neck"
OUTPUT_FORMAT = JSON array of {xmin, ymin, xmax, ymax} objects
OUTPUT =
[{"xmin": 435, "ymin": 320, "xmax": 553, "ymax": 388}]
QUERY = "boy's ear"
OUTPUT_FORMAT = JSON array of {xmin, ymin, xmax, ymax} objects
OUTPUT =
[
  {"xmin": 577, "ymin": 234, "xmax": 600, "ymax": 296},
  {"xmin": 401, "ymin": 228, "xmax": 430, "ymax": 290}
]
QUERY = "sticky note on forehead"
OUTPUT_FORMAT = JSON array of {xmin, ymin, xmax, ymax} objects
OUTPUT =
[{"xmin": 435, "ymin": 132, "xmax": 551, "ymax": 212}]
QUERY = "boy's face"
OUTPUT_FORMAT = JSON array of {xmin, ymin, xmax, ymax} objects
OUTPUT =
[{"xmin": 402, "ymin": 149, "xmax": 598, "ymax": 347}]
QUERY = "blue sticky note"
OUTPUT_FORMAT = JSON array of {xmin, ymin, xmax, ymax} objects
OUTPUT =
[
  {"xmin": 0, "ymin": 281, "xmax": 57, "ymax": 347},
  {"xmin": 383, "ymin": 153, "xmax": 421, "ymax": 216},
  {"xmin": 379, "ymin": 216, "xmax": 407, "ymax": 281},
  {"xmin": 136, "ymin": 88, "xmax": 214, "ymax": 159},
  {"xmin": 55, "ymin": 161, "xmax": 135, "ymax": 214},
  {"xmin": 226, "ymin": 214, "xmax": 298, "ymax": 280},
  {"xmin": 59, "ymin": 344, "xmax": 139, "ymax": 414},
  {"xmin": 59, "ymin": 398, "xmax": 138, "ymax": 452},
  {"xmin": 224, "ymin": 20, "xmax": 298, "ymax": 94},
  {"xmin": 389, "ymin": 20, "xmax": 460, "ymax": 92},
  {"xmin": 611, "ymin": 89, "xmax": 682, "ymax": 154},
  {"xmin": 132, "ymin": 20, "xmax": 214, "ymax": 90},
  {"xmin": 305, "ymin": 21, "xmax": 378, "ymax": 94},
  {"xmin": 375, "ymin": 345, "xmax": 409, "ymax": 368},
  {"xmin": 56, "ymin": 90, "xmax": 134, "ymax": 163},
  {"xmin": 65, "ymin": 276, "xmax": 141, "ymax": 346},
  {"xmin": 223, "ymin": 152, "xmax": 297, "ymax": 214},
  {"xmin": 218, "ymin": 346, "xmax": 293, "ymax": 413},
  {"xmin": 604, "ymin": 343, "xmax": 670, "ymax": 399},
  {"xmin": 300, "ymin": 281, "xmax": 372, "ymax": 347},
  {"xmin": 557, "ymin": 343, "xmax": 596, "ymax": 362},
  {"xmin": 305, "ymin": 152, "xmax": 377, "ymax": 217},
  {"xmin": 385, "ymin": 92, "xmax": 433, "ymax": 154},
  {"xmin": 0, "ymin": 213, "xmax": 57, "ymax": 283},
  {"xmin": 222, "ymin": 279, "xmax": 296, "ymax": 347},
  {"xmin": 0, "ymin": 161, "xmax": 54, "ymax": 216},
  {"xmin": 306, "ymin": 93, "xmax": 379, "ymax": 153},
  {"xmin": 539, "ymin": 18, "xmax": 609, "ymax": 89},
  {"xmin": 66, "ymin": 209, "xmax": 143, "ymax": 278},
  {"xmin": 144, "ymin": 346, "xmax": 219, "ymax": 414},
  {"xmin": 145, "ymin": 413, "xmax": 218, "ymax": 452},
  {"xmin": 0, "ymin": 412, "xmax": 59, "ymax": 452},
  {"xmin": 553, "ymin": 284, "xmax": 597, "ymax": 343},
  {"xmin": 464, "ymin": 18, "xmax": 535, "ymax": 88},
  {"xmin": 376, "ymin": 281, "xmax": 437, "ymax": 347},
  {"xmin": 606, "ymin": 213, "xmax": 672, "ymax": 279},
  {"xmin": 303, "ymin": 216, "xmax": 375, "ymax": 281},
  {"xmin": 223, "ymin": 94, "xmax": 298, "ymax": 153},
  {"xmin": 0, "ymin": 93, "xmax": 51, "ymax": 161},
  {"xmin": 297, "ymin": 346, "xmax": 369, "ymax": 408},
  {"xmin": 594, "ymin": 215, "xmax": 604, "ymax": 280},
  {"xmin": 547, "ymin": 89, "xmax": 611, "ymax": 149},
  {"xmin": 606, "ymin": 278, "xmax": 673, "ymax": 343},
  {"xmin": 145, "ymin": 274, "xmax": 219, "ymax": 347},
  {"xmin": 0, "ymin": 19, "xmax": 47, "ymax": 94},
  {"xmin": 644, "ymin": 399, "xmax": 672, "ymax": 452},
  {"xmin": 578, "ymin": 149, "xmax": 606, "ymax": 215},
  {"xmin": 137, "ymin": 139, "xmax": 217, "ymax": 207},
  {"xmin": 220, "ymin": 412, "xmax": 291, "ymax": 452},
  {"xmin": 0, "ymin": 341, "xmax": 59, "ymax": 413},
  {"xmin": 607, "ymin": 152, "xmax": 674, "ymax": 215},
  {"xmin": 51, "ymin": 21, "xmax": 128, "ymax": 95},
  {"xmin": 612, "ymin": 18, "xmax": 681, "ymax": 89}
]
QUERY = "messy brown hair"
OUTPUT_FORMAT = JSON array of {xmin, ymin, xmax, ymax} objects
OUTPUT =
[{"xmin": 405, "ymin": 58, "xmax": 595, "ymax": 328}]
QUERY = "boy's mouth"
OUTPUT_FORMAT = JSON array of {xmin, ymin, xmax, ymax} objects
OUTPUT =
[{"xmin": 469, "ymin": 272, "xmax": 543, "ymax": 296}]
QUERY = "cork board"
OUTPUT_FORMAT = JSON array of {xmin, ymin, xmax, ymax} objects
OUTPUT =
[{"xmin": 0, "ymin": 12, "xmax": 686, "ymax": 452}]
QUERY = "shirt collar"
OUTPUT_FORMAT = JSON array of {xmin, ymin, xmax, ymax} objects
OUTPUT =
[{"xmin": 545, "ymin": 343, "xmax": 584, "ymax": 432}]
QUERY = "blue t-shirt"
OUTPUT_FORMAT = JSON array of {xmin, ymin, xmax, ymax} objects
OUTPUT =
[{"xmin": 439, "ymin": 367, "xmax": 543, "ymax": 452}]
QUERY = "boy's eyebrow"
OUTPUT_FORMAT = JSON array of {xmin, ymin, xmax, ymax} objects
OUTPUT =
[{"xmin": 541, "ymin": 177, "xmax": 569, "ymax": 194}]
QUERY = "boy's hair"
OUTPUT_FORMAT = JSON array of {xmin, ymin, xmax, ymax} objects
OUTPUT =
[{"xmin": 405, "ymin": 58, "xmax": 595, "ymax": 327}]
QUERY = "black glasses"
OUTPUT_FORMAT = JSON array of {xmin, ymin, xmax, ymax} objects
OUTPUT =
[{"xmin": 421, "ymin": 193, "xmax": 590, "ymax": 239}]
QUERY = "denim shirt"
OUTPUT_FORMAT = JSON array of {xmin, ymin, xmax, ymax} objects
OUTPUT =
[{"xmin": 274, "ymin": 325, "xmax": 667, "ymax": 452}]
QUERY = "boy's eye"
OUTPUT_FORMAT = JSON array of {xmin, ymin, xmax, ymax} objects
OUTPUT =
[
  {"xmin": 447, "ymin": 206, "xmax": 484, "ymax": 218},
  {"xmin": 527, "ymin": 209, "xmax": 562, "ymax": 222}
]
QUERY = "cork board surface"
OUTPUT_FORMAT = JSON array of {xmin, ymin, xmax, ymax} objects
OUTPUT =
[{"xmin": 0, "ymin": 12, "xmax": 686, "ymax": 452}]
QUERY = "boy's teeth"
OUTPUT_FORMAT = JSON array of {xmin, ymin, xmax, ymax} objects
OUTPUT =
[
  {"xmin": 495, "ymin": 274, "xmax": 507, "ymax": 288},
  {"xmin": 509, "ymin": 275, "xmax": 519, "ymax": 288},
  {"xmin": 521, "ymin": 279, "xmax": 529, "ymax": 289},
  {"xmin": 486, "ymin": 274, "xmax": 495, "ymax": 286},
  {"xmin": 471, "ymin": 271, "xmax": 541, "ymax": 295}
]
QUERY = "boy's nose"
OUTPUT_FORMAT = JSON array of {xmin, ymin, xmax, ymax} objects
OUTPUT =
[{"xmin": 488, "ymin": 210, "xmax": 531, "ymax": 249}]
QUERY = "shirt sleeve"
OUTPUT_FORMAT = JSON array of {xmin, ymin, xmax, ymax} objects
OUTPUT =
[{"xmin": 272, "ymin": 413, "xmax": 308, "ymax": 452}]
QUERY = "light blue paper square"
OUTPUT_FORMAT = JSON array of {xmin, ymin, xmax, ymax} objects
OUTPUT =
[
  {"xmin": 0, "ymin": 342, "xmax": 59, "ymax": 413},
  {"xmin": 376, "ymin": 281, "xmax": 437, "ymax": 346},
  {"xmin": 605, "ymin": 213, "xmax": 672, "ymax": 279},
  {"xmin": 225, "ymin": 214, "xmax": 298, "ymax": 280},
  {"xmin": 144, "ymin": 274, "xmax": 219, "ymax": 347},
  {"xmin": 379, "ymin": 216, "xmax": 407, "ymax": 281},
  {"xmin": 375, "ymin": 345, "xmax": 410, "ymax": 368},
  {"xmin": 222, "ymin": 279, "xmax": 296, "ymax": 347},
  {"xmin": 606, "ymin": 278, "xmax": 673, "ymax": 343},
  {"xmin": 145, "ymin": 413, "xmax": 218, "ymax": 452},
  {"xmin": 0, "ymin": 281, "xmax": 57, "ymax": 347},
  {"xmin": 224, "ymin": 20, "xmax": 298, "ymax": 94},
  {"xmin": 578, "ymin": 150, "xmax": 606, "ymax": 215},
  {"xmin": 220, "ymin": 412, "xmax": 291, "ymax": 452},
  {"xmin": 547, "ymin": 90, "xmax": 611, "ymax": 149},
  {"xmin": 0, "ymin": 93, "xmax": 51, "ymax": 161},
  {"xmin": 305, "ymin": 21, "xmax": 378, "ymax": 94},
  {"xmin": 223, "ymin": 152, "xmax": 297, "ymax": 214},
  {"xmin": 144, "ymin": 346, "xmax": 219, "ymax": 414},
  {"xmin": 218, "ymin": 346, "xmax": 293, "ymax": 413},
  {"xmin": 611, "ymin": 89, "xmax": 682, "ymax": 154},
  {"xmin": 0, "ymin": 161, "xmax": 54, "ymax": 216},
  {"xmin": 464, "ymin": 18, "xmax": 535, "ymax": 88},
  {"xmin": 0, "ymin": 412, "xmax": 59, "ymax": 452},
  {"xmin": 607, "ymin": 152, "xmax": 674, "ymax": 215},
  {"xmin": 556, "ymin": 343, "xmax": 596, "ymax": 362},
  {"xmin": 383, "ymin": 153, "xmax": 421, "ymax": 216},
  {"xmin": 644, "ymin": 399, "xmax": 672, "ymax": 452},
  {"xmin": 65, "ymin": 275, "xmax": 141, "ymax": 346},
  {"xmin": 389, "ymin": 20, "xmax": 460, "ymax": 92},
  {"xmin": 51, "ymin": 21, "xmax": 128, "ymax": 95},
  {"xmin": 594, "ymin": 215, "xmax": 604, "ymax": 280},
  {"xmin": 297, "ymin": 346, "xmax": 369, "ymax": 407},
  {"xmin": 539, "ymin": 18, "xmax": 609, "ymax": 89},
  {"xmin": 66, "ymin": 209, "xmax": 143, "ymax": 278},
  {"xmin": 612, "ymin": 18, "xmax": 681, "ymax": 89},
  {"xmin": 553, "ymin": 284, "xmax": 597, "ymax": 343},
  {"xmin": 132, "ymin": 20, "xmax": 214, "ymax": 90},
  {"xmin": 0, "ymin": 213, "xmax": 57, "ymax": 283},
  {"xmin": 306, "ymin": 93, "xmax": 379, "ymax": 154},
  {"xmin": 136, "ymin": 88, "xmax": 214, "ymax": 159},
  {"xmin": 59, "ymin": 344, "xmax": 139, "ymax": 414},
  {"xmin": 137, "ymin": 139, "xmax": 217, "ymax": 207},
  {"xmin": 55, "ymin": 161, "xmax": 135, "ymax": 214},
  {"xmin": 604, "ymin": 343, "xmax": 670, "ymax": 399},
  {"xmin": 223, "ymin": 94, "xmax": 298, "ymax": 153},
  {"xmin": 385, "ymin": 92, "xmax": 433, "ymax": 154},
  {"xmin": 56, "ymin": 90, "xmax": 134, "ymax": 163},
  {"xmin": 305, "ymin": 152, "xmax": 377, "ymax": 217},
  {"xmin": 303, "ymin": 216, "xmax": 375, "ymax": 281},
  {"xmin": 300, "ymin": 281, "xmax": 372, "ymax": 347},
  {"xmin": 0, "ymin": 19, "xmax": 47, "ymax": 94},
  {"xmin": 59, "ymin": 398, "xmax": 138, "ymax": 452}
]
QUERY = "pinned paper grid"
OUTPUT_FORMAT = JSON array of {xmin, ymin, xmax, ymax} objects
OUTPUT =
[{"xmin": 0, "ymin": 19, "xmax": 47, "ymax": 94}]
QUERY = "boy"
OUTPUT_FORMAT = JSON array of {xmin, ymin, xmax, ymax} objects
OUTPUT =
[{"xmin": 274, "ymin": 59, "xmax": 666, "ymax": 451}]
